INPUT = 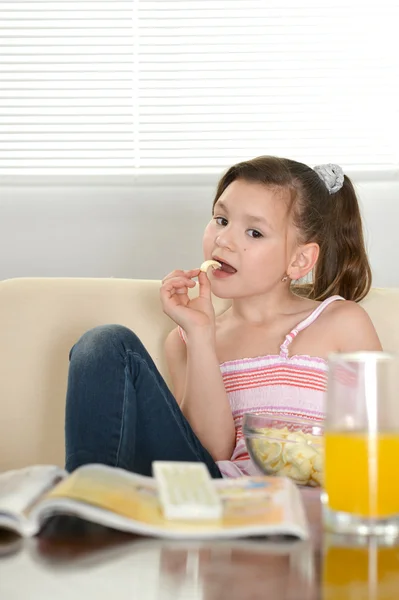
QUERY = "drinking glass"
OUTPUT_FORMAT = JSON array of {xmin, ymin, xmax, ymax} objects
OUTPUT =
[{"xmin": 323, "ymin": 352, "xmax": 399, "ymax": 535}]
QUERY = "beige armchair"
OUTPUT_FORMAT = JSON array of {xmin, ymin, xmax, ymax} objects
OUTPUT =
[{"xmin": 0, "ymin": 278, "xmax": 398, "ymax": 472}]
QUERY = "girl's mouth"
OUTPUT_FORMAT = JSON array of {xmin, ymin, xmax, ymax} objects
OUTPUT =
[{"xmin": 212, "ymin": 258, "xmax": 237, "ymax": 277}]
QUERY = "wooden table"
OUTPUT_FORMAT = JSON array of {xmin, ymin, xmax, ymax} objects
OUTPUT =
[{"xmin": 0, "ymin": 490, "xmax": 398, "ymax": 599}]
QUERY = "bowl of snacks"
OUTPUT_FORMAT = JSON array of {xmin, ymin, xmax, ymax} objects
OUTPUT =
[{"xmin": 242, "ymin": 413, "xmax": 324, "ymax": 487}]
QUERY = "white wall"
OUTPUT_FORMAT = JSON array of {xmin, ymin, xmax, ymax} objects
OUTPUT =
[{"xmin": 1, "ymin": 175, "xmax": 398, "ymax": 287}]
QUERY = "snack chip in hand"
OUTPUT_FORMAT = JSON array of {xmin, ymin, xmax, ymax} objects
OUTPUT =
[{"xmin": 200, "ymin": 260, "xmax": 222, "ymax": 273}]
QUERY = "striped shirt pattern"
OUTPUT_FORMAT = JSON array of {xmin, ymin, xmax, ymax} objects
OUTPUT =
[{"xmin": 179, "ymin": 295, "xmax": 344, "ymax": 478}]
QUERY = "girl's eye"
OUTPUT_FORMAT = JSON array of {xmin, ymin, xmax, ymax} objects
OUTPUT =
[
  {"xmin": 247, "ymin": 229, "xmax": 263, "ymax": 238},
  {"xmin": 215, "ymin": 216, "xmax": 228, "ymax": 226}
]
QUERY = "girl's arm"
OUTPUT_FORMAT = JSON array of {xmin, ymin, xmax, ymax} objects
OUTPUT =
[
  {"xmin": 161, "ymin": 269, "xmax": 235, "ymax": 461},
  {"xmin": 332, "ymin": 301, "xmax": 383, "ymax": 352},
  {"xmin": 165, "ymin": 327, "xmax": 235, "ymax": 461}
]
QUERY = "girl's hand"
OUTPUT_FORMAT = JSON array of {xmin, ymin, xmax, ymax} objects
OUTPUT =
[{"xmin": 160, "ymin": 268, "xmax": 216, "ymax": 334}]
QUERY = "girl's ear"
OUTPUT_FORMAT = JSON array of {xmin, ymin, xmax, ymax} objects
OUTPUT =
[{"xmin": 289, "ymin": 243, "xmax": 319, "ymax": 280}]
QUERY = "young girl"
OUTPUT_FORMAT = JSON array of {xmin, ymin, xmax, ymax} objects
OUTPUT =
[{"xmin": 65, "ymin": 156, "xmax": 382, "ymax": 478}]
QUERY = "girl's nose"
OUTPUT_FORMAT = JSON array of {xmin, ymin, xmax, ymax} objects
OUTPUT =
[{"xmin": 215, "ymin": 233, "xmax": 234, "ymax": 250}]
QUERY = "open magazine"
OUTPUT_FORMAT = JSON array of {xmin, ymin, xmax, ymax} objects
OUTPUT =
[{"xmin": 0, "ymin": 463, "xmax": 309, "ymax": 540}]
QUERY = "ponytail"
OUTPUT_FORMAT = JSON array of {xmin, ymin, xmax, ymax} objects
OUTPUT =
[{"xmin": 306, "ymin": 175, "xmax": 371, "ymax": 302}]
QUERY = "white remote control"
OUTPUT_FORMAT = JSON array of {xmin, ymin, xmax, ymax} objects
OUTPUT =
[{"xmin": 152, "ymin": 461, "xmax": 223, "ymax": 521}]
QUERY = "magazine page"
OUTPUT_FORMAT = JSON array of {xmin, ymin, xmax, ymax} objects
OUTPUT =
[
  {"xmin": 0, "ymin": 465, "xmax": 67, "ymax": 536},
  {"xmin": 31, "ymin": 464, "xmax": 309, "ymax": 540}
]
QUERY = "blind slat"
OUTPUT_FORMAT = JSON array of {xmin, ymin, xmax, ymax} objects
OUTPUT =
[
  {"xmin": 0, "ymin": 73, "xmax": 133, "ymax": 80},
  {"xmin": 0, "ymin": 142, "xmax": 135, "ymax": 149},
  {"xmin": 0, "ymin": 134, "xmax": 134, "ymax": 141},
  {"xmin": 0, "ymin": 2, "xmax": 133, "ymax": 9},
  {"xmin": 0, "ymin": 124, "xmax": 133, "ymax": 132},
  {"xmin": 0, "ymin": 116, "xmax": 133, "ymax": 123},
  {"xmin": 0, "ymin": 30, "xmax": 133, "ymax": 36}
]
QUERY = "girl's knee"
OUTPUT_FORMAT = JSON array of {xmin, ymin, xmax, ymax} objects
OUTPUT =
[{"xmin": 70, "ymin": 324, "xmax": 141, "ymax": 361}]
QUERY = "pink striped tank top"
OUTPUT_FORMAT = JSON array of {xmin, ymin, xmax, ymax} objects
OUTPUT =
[{"xmin": 178, "ymin": 295, "xmax": 344, "ymax": 478}]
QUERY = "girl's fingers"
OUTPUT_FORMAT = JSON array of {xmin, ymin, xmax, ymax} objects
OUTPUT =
[
  {"xmin": 198, "ymin": 270, "xmax": 212, "ymax": 300},
  {"xmin": 162, "ymin": 268, "xmax": 200, "ymax": 284},
  {"xmin": 163, "ymin": 276, "xmax": 196, "ymax": 289},
  {"xmin": 161, "ymin": 277, "xmax": 196, "ymax": 300},
  {"xmin": 162, "ymin": 270, "xmax": 185, "ymax": 284}
]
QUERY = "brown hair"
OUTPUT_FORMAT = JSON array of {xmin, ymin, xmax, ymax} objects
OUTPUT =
[{"xmin": 212, "ymin": 156, "xmax": 371, "ymax": 302}]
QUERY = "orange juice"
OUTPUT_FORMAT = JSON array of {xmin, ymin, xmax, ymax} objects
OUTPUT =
[
  {"xmin": 324, "ymin": 432, "xmax": 399, "ymax": 518},
  {"xmin": 323, "ymin": 544, "xmax": 399, "ymax": 600}
]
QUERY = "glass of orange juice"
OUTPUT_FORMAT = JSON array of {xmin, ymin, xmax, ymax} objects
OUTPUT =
[{"xmin": 323, "ymin": 352, "xmax": 399, "ymax": 536}]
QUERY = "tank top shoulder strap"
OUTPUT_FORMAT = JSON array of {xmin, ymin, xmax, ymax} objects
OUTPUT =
[
  {"xmin": 177, "ymin": 325, "xmax": 187, "ymax": 344},
  {"xmin": 280, "ymin": 295, "xmax": 345, "ymax": 358}
]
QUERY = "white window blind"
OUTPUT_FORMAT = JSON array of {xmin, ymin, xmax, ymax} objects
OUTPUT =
[{"xmin": 1, "ymin": 0, "xmax": 398, "ymax": 175}]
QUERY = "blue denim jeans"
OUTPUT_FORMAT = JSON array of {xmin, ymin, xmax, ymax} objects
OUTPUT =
[{"xmin": 65, "ymin": 325, "xmax": 222, "ymax": 478}]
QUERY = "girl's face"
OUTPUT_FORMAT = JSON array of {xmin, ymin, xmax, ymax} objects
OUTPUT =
[{"xmin": 202, "ymin": 179, "xmax": 299, "ymax": 299}]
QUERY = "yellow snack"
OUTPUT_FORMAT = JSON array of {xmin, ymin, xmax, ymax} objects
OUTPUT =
[
  {"xmin": 310, "ymin": 452, "xmax": 323, "ymax": 473},
  {"xmin": 200, "ymin": 259, "xmax": 222, "ymax": 273},
  {"xmin": 308, "ymin": 478, "xmax": 320, "ymax": 487},
  {"xmin": 267, "ymin": 456, "xmax": 285, "ymax": 474},
  {"xmin": 252, "ymin": 439, "xmax": 284, "ymax": 473},
  {"xmin": 311, "ymin": 470, "xmax": 323, "ymax": 486},
  {"xmin": 280, "ymin": 462, "xmax": 311, "ymax": 484},
  {"xmin": 257, "ymin": 440, "xmax": 282, "ymax": 462},
  {"xmin": 250, "ymin": 426, "xmax": 323, "ymax": 486},
  {"xmin": 286, "ymin": 432, "xmax": 308, "ymax": 443},
  {"xmin": 283, "ymin": 440, "xmax": 318, "ymax": 464}
]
